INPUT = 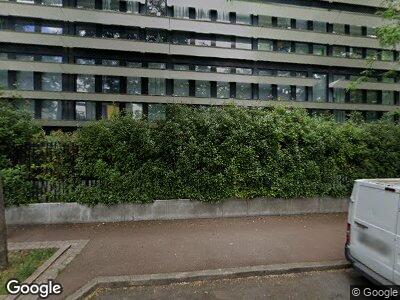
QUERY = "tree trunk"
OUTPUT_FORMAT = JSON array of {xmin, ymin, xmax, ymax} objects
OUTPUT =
[{"xmin": 0, "ymin": 179, "xmax": 8, "ymax": 271}]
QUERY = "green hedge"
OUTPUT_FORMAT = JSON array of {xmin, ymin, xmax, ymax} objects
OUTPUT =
[{"xmin": 2, "ymin": 105, "xmax": 400, "ymax": 206}]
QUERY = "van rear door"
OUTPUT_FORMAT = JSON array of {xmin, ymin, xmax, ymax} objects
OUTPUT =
[{"xmin": 350, "ymin": 181, "xmax": 398, "ymax": 283}]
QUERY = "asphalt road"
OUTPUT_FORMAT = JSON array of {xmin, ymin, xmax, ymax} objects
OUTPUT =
[{"xmin": 90, "ymin": 269, "xmax": 370, "ymax": 300}]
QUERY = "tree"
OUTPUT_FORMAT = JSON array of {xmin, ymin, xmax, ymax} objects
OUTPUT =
[
  {"xmin": 376, "ymin": 0, "xmax": 400, "ymax": 49},
  {"xmin": 0, "ymin": 89, "xmax": 41, "ymax": 270},
  {"xmin": 0, "ymin": 178, "xmax": 7, "ymax": 271},
  {"xmin": 348, "ymin": 0, "xmax": 399, "ymax": 88}
]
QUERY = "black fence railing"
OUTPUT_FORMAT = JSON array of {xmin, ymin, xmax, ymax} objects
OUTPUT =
[{"xmin": 10, "ymin": 142, "xmax": 98, "ymax": 203}]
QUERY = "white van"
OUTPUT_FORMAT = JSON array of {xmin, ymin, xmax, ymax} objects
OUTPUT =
[{"xmin": 346, "ymin": 179, "xmax": 400, "ymax": 285}]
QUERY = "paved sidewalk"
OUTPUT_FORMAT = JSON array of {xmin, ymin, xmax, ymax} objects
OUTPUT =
[{"xmin": 7, "ymin": 213, "xmax": 347, "ymax": 299}]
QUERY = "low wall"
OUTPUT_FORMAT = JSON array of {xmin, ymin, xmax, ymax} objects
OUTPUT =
[{"xmin": 5, "ymin": 198, "xmax": 348, "ymax": 225}]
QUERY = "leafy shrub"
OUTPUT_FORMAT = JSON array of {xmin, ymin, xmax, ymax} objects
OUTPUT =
[
  {"xmin": 70, "ymin": 105, "xmax": 400, "ymax": 205},
  {"xmin": 0, "ymin": 101, "xmax": 42, "ymax": 169},
  {"xmin": 3, "ymin": 105, "xmax": 400, "ymax": 206}
]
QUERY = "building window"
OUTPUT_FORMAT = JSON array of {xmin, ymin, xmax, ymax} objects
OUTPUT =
[
  {"xmin": 381, "ymin": 50, "xmax": 394, "ymax": 61},
  {"xmin": 15, "ymin": 21, "xmax": 35, "ymax": 33},
  {"xmin": 349, "ymin": 25, "xmax": 363, "ymax": 36},
  {"xmin": 195, "ymin": 65, "xmax": 212, "ymax": 73},
  {"xmin": 101, "ymin": 102, "xmax": 119, "ymax": 119},
  {"xmin": 295, "ymin": 43, "xmax": 309, "ymax": 54},
  {"xmin": 127, "ymin": 62, "xmax": 142, "ymax": 68},
  {"xmin": 16, "ymin": 54, "xmax": 34, "ymax": 62},
  {"xmin": 15, "ymin": 71, "xmax": 34, "ymax": 91},
  {"xmin": 258, "ymin": 39, "xmax": 274, "ymax": 51},
  {"xmin": 236, "ymin": 14, "xmax": 252, "ymax": 25},
  {"xmin": 173, "ymin": 79, "xmax": 189, "ymax": 96},
  {"xmin": 42, "ymin": 73, "xmax": 62, "ymax": 91},
  {"xmin": 276, "ymin": 17, "xmax": 291, "ymax": 29},
  {"xmin": 41, "ymin": 55, "xmax": 63, "ymax": 63},
  {"xmin": 148, "ymin": 62, "xmax": 166, "ymax": 69},
  {"xmin": 102, "ymin": 0, "xmax": 119, "ymax": 11},
  {"xmin": 295, "ymin": 86, "xmax": 307, "ymax": 101},
  {"xmin": 41, "ymin": 100, "xmax": 62, "ymax": 120},
  {"xmin": 76, "ymin": 74, "xmax": 95, "ymax": 93},
  {"xmin": 259, "ymin": 84, "xmax": 273, "ymax": 100},
  {"xmin": 76, "ymin": 101, "xmax": 96, "ymax": 120},
  {"xmin": 332, "ymin": 46, "xmax": 346, "ymax": 58},
  {"xmin": 195, "ymin": 35, "xmax": 212, "ymax": 47},
  {"xmin": 217, "ymin": 11, "xmax": 231, "ymax": 23},
  {"xmin": 217, "ymin": 82, "xmax": 230, "ymax": 99},
  {"xmin": 296, "ymin": 20, "xmax": 308, "ymax": 30},
  {"xmin": 41, "ymin": 24, "xmax": 63, "ymax": 35},
  {"xmin": 76, "ymin": 25, "xmax": 96, "ymax": 37},
  {"xmin": 102, "ymin": 76, "xmax": 120, "ymax": 93},
  {"xmin": 76, "ymin": 0, "xmax": 95, "ymax": 9},
  {"xmin": 313, "ymin": 44, "xmax": 327, "ymax": 56},
  {"xmin": 334, "ymin": 110, "xmax": 346, "ymax": 122},
  {"xmin": 146, "ymin": 29, "xmax": 167, "ymax": 43},
  {"xmin": 126, "ymin": 103, "xmax": 143, "ymax": 119},
  {"xmin": 174, "ymin": 6, "xmax": 189, "ymax": 19},
  {"xmin": 277, "ymin": 85, "xmax": 291, "ymax": 101},
  {"xmin": 76, "ymin": 58, "xmax": 96, "ymax": 65},
  {"xmin": 258, "ymin": 15, "xmax": 273, "ymax": 27},
  {"xmin": 313, "ymin": 21, "xmax": 326, "ymax": 33},
  {"xmin": 333, "ymin": 89, "xmax": 346, "ymax": 103},
  {"xmin": 236, "ymin": 83, "xmax": 252, "ymax": 99},
  {"xmin": 277, "ymin": 70, "xmax": 290, "ymax": 77},
  {"xmin": 258, "ymin": 69, "xmax": 274, "ymax": 76},
  {"xmin": 102, "ymin": 26, "xmax": 120, "ymax": 39},
  {"xmin": 146, "ymin": 0, "xmax": 167, "ymax": 17},
  {"xmin": 16, "ymin": 0, "xmax": 34, "ymax": 4},
  {"xmin": 332, "ymin": 24, "xmax": 346, "ymax": 35},
  {"xmin": 349, "ymin": 90, "xmax": 363, "ymax": 103},
  {"xmin": 127, "ymin": 28, "xmax": 140, "ymax": 40},
  {"xmin": 276, "ymin": 41, "xmax": 292, "ymax": 53},
  {"xmin": 277, "ymin": 85, "xmax": 292, "ymax": 101},
  {"xmin": 382, "ymin": 91, "xmax": 395, "ymax": 105},
  {"xmin": 195, "ymin": 81, "xmax": 211, "ymax": 98},
  {"xmin": 127, "ymin": 77, "xmax": 141, "ymax": 95},
  {"xmin": 196, "ymin": 8, "xmax": 210, "ymax": 20},
  {"xmin": 148, "ymin": 78, "xmax": 166, "ymax": 95},
  {"xmin": 348, "ymin": 47, "xmax": 363, "ymax": 59},
  {"xmin": 172, "ymin": 31, "xmax": 190, "ymax": 45},
  {"xmin": 148, "ymin": 103, "xmax": 166, "ymax": 121},
  {"xmin": 236, "ymin": 68, "xmax": 252, "ymax": 75},
  {"xmin": 366, "ymin": 27, "xmax": 377, "ymax": 38},
  {"xmin": 216, "ymin": 36, "xmax": 232, "ymax": 48},
  {"xmin": 366, "ymin": 90, "xmax": 378, "ymax": 104},
  {"xmin": 126, "ymin": 0, "xmax": 139, "ymax": 13},
  {"xmin": 332, "ymin": 75, "xmax": 347, "ymax": 103},
  {"xmin": 102, "ymin": 59, "xmax": 119, "ymax": 66},
  {"xmin": 216, "ymin": 66, "xmax": 232, "ymax": 74},
  {"xmin": 366, "ymin": 49, "xmax": 378, "ymax": 60},
  {"xmin": 313, "ymin": 73, "xmax": 327, "ymax": 102},
  {"xmin": 174, "ymin": 64, "xmax": 190, "ymax": 71},
  {"xmin": 0, "ymin": 70, "xmax": 7, "ymax": 88}
]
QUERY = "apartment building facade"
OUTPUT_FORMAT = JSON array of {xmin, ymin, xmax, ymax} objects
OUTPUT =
[{"xmin": 0, "ymin": 0, "xmax": 399, "ymax": 128}]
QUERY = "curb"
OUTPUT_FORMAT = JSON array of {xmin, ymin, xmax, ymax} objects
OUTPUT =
[{"xmin": 67, "ymin": 260, "xmax": 350, "ymax": 300}]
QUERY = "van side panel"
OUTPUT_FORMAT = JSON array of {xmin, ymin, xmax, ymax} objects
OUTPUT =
[{"xmin": 349, "ymin": 185, "xmax": 398, "ymax": 282}]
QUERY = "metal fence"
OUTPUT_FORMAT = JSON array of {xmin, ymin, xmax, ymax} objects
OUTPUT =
[{"xmin": 10, "ymin": 142, "xmax": 98, "ymax": 202}]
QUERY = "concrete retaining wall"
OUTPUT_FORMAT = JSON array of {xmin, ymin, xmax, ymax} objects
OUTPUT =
[{"xmin": 5, "ymin": 198, "xmax": 348, "ymax": 225}]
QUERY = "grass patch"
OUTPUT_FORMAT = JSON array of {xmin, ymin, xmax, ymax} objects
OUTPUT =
[{"xmin": 0, "ymin": 248, "xmax": 56, "ymax": 295}]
